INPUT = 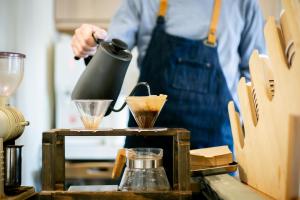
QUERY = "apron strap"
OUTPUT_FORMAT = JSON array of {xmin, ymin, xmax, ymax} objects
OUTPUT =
[
  {"xmin": 207, "ymin": 0, "xmax": 222, "ymax": 45},
  {"xmin": 157, "ymin": 0, "xmax": 221, "ymax": 45},
  {"xmin": 158, "ymin": 0, "xmax": 168, "ymax": 17}
]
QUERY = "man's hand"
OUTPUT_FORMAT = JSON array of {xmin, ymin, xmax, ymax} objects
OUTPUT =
[{"xmin": 71, "ymin": 24, "xmax": 107, "ymax": 58}]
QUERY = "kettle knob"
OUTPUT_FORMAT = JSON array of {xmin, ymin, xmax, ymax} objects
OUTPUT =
[{"xmin": 112, "ymin": 39, "xmax": 128, "ymax": 52}]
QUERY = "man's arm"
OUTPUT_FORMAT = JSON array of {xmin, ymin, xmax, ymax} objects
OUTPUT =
[
  {"xmin": 108, "ymin": 0, "xmax": 141, "ymax": 50},
  {"xmin": 238, "ymin": 0, "xmax": 266, "ymax": 81},
  {"xmin": 71, "ymin": 0, "xmax": 140, "ymax": 58}
]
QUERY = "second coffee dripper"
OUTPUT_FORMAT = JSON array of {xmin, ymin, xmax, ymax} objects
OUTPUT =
[{"xmin": 126, "ymin": 95, "xmax": 167, "ymax": 128}]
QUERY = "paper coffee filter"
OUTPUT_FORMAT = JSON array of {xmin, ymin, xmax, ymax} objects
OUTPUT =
[
  {"xmin": 126, "ymin": 95, "xmax": 167, "ymax": 128},
  {"xmin": 126, "ymin": 95, "xmax": 167, "ymax": 112}
]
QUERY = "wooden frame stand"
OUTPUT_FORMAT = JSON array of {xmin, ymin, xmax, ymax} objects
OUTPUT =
[
  {"xmin": 40, "ymin": 128, "xmax": 191, "ymax": 200},
  {"xmin": 228, "ymin": 1, "xmax": 300, "ymax": 199}
]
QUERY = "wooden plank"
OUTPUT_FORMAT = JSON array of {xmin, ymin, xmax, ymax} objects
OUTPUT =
[
  {"xmin": 40, "ymin": 191, "xmax": 192, "ymax": 200},
  {"xmin": 228, "ymin": 3, "xmax": 300, "ymax": 198},
  {"xmin": 42, "ymin": 132, "xmax": 65, "ymax": 191},
  {"xmin": 54, "ymin": 135, "xmax": 65, "ymax": 191},
  {"xmin": 205, "ymin": 175, "xmax": 273, "ymax": 200},
  {"xmin": 45, "ymin": 128, "xmax": 189, "ymax": 137},
  {"xmin": 55, "ymin": 0, "xmax": 121, "ymax": 20},
  {"xmin": 286, "ymin": 115, "xmax": 300, "ymax": 198},
  {"xmin": 176, "ymin": 129, "xmax": 190, "ymax": 191},
  {"xmin": 111, "ymin": 149, "xmax": 126, "ymax": 180},
  {"xmin": 42, "ymin": 143, "xmax": 54, "ymax": 190},
  {"xmin": 54, "ymin": 0, "xmax": 121, "ymax": 32},
  {"xmin": 66, "ymin": 162, "xmax": 114, "ymax": 180},
  {"xmin": 38, "ymin": 191, "xmax": 53, "ymax": 200},
  {"xmin": 282, "ymin": 0, "xmax": 300, "ymax": 47},
  {"xmin": 3, "ymin": 187, "xmax": 36, "ymax": 200},
  {"xmin": 42, "ymin": 132, "xmax": 55, "ymax": 191},
  {"xmin": 173, "ymin": 135, "xmax": 178, "ymax": 190}
]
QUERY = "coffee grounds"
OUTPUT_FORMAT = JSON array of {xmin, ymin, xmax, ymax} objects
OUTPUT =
[{"xmin": 133, "ymin": 110, "xmax": 159, "ymax": 128}]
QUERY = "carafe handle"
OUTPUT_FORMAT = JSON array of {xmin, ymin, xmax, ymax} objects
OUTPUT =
[{"xmin": 112, "ymin": 148, "xmax": 127, "ymax": 179}]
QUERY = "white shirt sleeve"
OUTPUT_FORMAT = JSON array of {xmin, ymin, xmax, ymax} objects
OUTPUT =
[
  {"xmin": 107, "ymin": 0, "xmax": 141, "ymax": 50},
  {"xmin": 238, "ymin": 0, "xmax": 266, "ymax": 81}
]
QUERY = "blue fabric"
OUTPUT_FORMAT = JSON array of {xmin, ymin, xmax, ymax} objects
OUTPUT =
[{"xmin": 108, "ymin": 0, "xmax": 266, "ymax": 105}]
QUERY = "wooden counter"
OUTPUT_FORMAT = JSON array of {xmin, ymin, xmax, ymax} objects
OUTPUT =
[{"xmin": 192, "ymin": 175, "xmax": 274, "ymax": 200}]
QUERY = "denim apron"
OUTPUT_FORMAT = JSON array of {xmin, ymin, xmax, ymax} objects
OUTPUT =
[{"xmin": 125, "ymin": 0, "xmax": 233, "ymax": 175}]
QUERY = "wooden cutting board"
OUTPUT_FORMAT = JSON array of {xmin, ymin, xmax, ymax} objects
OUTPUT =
[
  {"xmin": 228, "ymin": 1, "xmax": 300, "ymax": 199},
  {"xmin": 190, "ymin": 146, "xmax": 232, "ymax": 170}
]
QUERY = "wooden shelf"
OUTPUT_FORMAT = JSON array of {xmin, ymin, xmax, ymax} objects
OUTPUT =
[
  {"xmin": 3, "ymin": 186, "xmax": 36, "ymax": 200},
  {"xmin": 55, "ymin": 0, "xmax": 121, "ymax": 33},
  {"xmin": 43, "ymin": 128, "xmax": 189, "ymax": 137}
]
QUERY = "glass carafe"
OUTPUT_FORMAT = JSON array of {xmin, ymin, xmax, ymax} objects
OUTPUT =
[{"xmin": 113, "ymin": 148, "xmax": 170, "ymax": 191}]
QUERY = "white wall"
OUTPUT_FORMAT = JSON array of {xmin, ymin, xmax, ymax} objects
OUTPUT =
[
  {"xmin": 0, "ymin": 0, "xmax": 56, "ymax": 190},
  {"xmin": 0, "ymin": 0, "xmax": 16, "ymax": 51}
]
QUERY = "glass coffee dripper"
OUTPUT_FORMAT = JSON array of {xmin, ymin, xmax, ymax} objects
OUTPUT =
[
  {"xmin": 73, "ymin": 100, "xmax": 112, "ymax": 129},
  {"xmin": 112, "ymin": 148, "xmax": 170, "ymax": 191}
]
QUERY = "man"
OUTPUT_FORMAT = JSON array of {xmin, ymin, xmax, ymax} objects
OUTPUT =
[{"xmin": 71, "ymin": 0, "xmax": 265, "ymax": 152}]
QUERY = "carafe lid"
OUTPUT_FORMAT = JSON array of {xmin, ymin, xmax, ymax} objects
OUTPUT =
[
  {"xmin": 0, "ymin": 52, "xmax": 25, "ymax": 58},
  {"xmin": 126, "ymin": 148, "xmax": 163, "ymax": 169},
  {"xmin": 101, "ymin": 39, "xmax": 132, "ymax": 61}
]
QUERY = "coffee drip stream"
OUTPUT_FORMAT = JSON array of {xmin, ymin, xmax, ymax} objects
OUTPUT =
[
  {"xmin": 110, "ymin": 82, "xmax": 152, "ymax": 113},
  {"xmin": 109, "ymin": 82, "xmax": 168, "ymax": 129}
]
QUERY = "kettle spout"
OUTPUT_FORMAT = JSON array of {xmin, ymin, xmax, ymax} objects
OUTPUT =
[{"xmin": 110, "ymin": 82, "xmax": 151, "ymax": 113}]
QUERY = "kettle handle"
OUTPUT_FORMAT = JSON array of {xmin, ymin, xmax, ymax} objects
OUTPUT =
[
  {"xmin": 112, "ymin": 148, "xmax": 127, "ymax": 179},
  {"xmin": 111, "ymin": 82, "xmax": 151, "ymax": 112},
  {"xmin": 74, "ymin": 33, "xmax": 103, "ymax": 60}
]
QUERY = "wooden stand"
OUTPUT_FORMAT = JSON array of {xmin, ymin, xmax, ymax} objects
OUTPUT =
[
  {"xmin": 228, "ymin": 0, "xmax": 300, "ymax": 199},
  {"xmin": 40, "ymin": 128, "xmax": 191, "ymax": 200}
]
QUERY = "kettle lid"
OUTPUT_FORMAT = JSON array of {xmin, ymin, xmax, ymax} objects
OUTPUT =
[{"xmin": 101, "ymin": 38, "xmax": 132, "ymax": 61}]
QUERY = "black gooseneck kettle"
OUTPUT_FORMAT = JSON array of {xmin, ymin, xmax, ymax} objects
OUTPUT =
[{"xmin": 71, "ymin": 38, "xmax": 150, "ymax": 115}]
